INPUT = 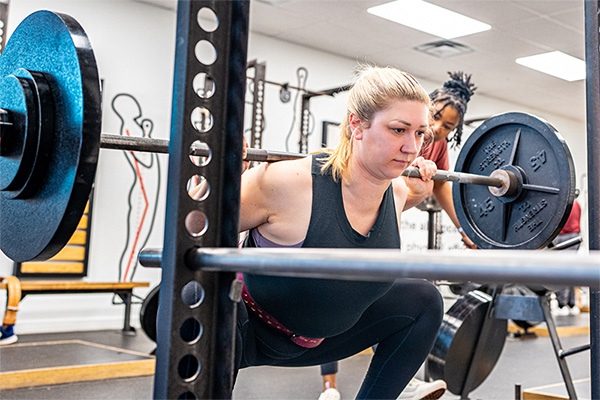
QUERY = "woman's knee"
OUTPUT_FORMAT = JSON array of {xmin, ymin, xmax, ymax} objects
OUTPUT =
[
  {"xmin": 420, "ymin": 280, "xmax": 443, "ymax": 325},
  {"xmin": 401, "ymin": 280, "xmax": 443, "ymax": 325}
]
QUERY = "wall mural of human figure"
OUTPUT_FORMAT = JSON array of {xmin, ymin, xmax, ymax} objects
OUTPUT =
[{"xmin": 111, "ymin": 93, "xmax": 161, "ymax": 282}]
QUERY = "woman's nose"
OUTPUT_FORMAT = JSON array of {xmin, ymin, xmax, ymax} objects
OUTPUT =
[
  {"xmin": 401, "ymin": 134, "xmax": 419, "ymax": 154},
  {"xmin": 431, "ymin": 120, "xmax": 442, "ymax": 136}
]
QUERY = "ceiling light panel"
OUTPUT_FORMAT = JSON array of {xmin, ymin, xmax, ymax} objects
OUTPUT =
[
  {"xmin": 367, "ymin": 0, "xmax": 491, "ymax": 39},
  {"xmin": 515, "ymin": 51, "xmax": 585, "ymax": 82}
]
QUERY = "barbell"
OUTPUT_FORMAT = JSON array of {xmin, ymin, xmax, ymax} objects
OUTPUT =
[
  {"xmin": 0, "ymin": 11, "xmax": 575, "ymax": 262},
  {"xmin": 101, "ymin": 132, "xmax": 506, "ymax": 188}
]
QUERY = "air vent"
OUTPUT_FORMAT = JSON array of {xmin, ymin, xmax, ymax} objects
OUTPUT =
[{"xmin": 414, "ymin": 40, "xmax": 473, "ymax": 58}]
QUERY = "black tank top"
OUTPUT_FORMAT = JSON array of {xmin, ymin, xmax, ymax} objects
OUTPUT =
[{"xmin": 244, "ymin": 154, "xmax": 401, "ymax": 338}]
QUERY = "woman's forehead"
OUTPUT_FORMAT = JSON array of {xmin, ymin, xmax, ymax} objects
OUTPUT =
[
  {"xmin": 370, "ymin": 101, "xmax": 428, "ymax": 128},
  {"xmin": 433, "ymin": 102, "xmax": 458, "ymax": 115}
]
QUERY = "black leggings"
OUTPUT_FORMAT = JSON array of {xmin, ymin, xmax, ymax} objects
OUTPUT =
[{"xmin": 235, "ymin": 279, "xmax": 443, "ymax": 399}]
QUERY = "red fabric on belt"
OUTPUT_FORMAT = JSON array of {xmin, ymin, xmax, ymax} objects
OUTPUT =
[{"xmin": 237, "ymin": 273, "xmax": 324, "ymax": 349}]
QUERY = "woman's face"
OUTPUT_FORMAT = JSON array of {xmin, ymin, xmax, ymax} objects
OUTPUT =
[
  {"xmin": 351, "ymin": 99, "xmax": 429, "ymax": 180},
  {"xmin": 430, "ymin": 103, "xmax": 460, "ymax": 142}
]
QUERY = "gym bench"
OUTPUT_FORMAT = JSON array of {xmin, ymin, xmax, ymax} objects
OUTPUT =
[{"xmin": 0, "ymin": 280, "xmax": 149, "ymax": 333}]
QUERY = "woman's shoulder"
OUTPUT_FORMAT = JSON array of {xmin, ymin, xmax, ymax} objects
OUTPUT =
[
  {"xmin": 253, "ymin": 155, "xmax": 312, "ymax": 188},
  {"xmin": 269, "ymin": 154, "xmax": 311, "ymax": 174}
]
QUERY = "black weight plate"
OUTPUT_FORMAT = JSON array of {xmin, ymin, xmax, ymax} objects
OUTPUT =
[
  {"xmin": 0, "ymin": 11, "xmax": 101, "ymax": 261},
  {"xmin": 453, "ymin": 112, "xmax": 575, "ymax": 249},
  {"xmin": 0, "ymin": 73, "xmax": 36, "ymax": 191},
  {"xmin": 140, "ymin": 285, "xmax": 160, "ymax": 342}
]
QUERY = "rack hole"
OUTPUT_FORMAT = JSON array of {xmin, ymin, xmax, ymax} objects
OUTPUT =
[
  {"xmin": 178, "ymin": 354, "xmax": 201, "ymax": 382},
  {"xmin": 197, "ymin": 7, "xmax": 219, "ymax": 32},
  {"xmin": 180, "ymin": 318, "xmax": 203, "ymax": 344},
  {"xmin": 189, "ymin": 140, "xmax": 211, "ymax": 167},
  {"xmin": 185, "ymin": 210, "xmax": 208, "ymax": 237},
  {"xmin": 193, "ymin": 72, "xmax": 216, "ymax": 99},
  {"xmin": 187, "ymin": 175, "xmax": 209, "ymax": 202},
  {"xmin": 181, "ymin": 281, "xmax": 205, "ymax": 308},
  {"xmin": 190, "ymin": 106, "xmax": 213, "ymax": 133},
  {"xmin": 195, "ymin": 40, "xmax": 217, "ymax": 66}
]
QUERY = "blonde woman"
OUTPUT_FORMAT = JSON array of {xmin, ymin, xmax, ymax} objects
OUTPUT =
[{"xmin": 232, "ymin": 65, "xmax": 442, "ymax": 399}]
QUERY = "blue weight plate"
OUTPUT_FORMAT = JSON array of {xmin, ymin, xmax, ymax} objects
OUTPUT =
[
  {"xmin": 0, "ymin": 11, "xmax": 101, "ymax": 262},
  {"xmin": 453, "ymin": 112, "xmax": 575, "ymax": 249}
]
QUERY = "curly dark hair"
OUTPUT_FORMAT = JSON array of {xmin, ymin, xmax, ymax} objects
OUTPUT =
[{"xmin": 429, "ymin": 71, "xmax": 477, "ymax": 148}]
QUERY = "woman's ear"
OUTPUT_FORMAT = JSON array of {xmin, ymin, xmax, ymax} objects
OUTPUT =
[{"xmin": 349, "ymin": 113, "xmax": 364, "ymax": 139}]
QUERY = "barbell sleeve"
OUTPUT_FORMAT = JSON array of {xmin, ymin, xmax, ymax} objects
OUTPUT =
[
  {"xmin": 101, "ymin": 133, "xmax": 169, "ymax": 154},
  {"xmin": 402, "ymin": 167, "xmax": 505, "ymax": 188},
  {"xmin": 138, "ymin": 248, "xmax": 162, "ymax": 268},
  {"xmin": 100, "ymin": 134, "xmax": 504, "ymax": 188}
]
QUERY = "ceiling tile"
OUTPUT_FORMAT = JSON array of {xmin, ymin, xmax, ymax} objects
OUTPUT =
[
  {"xmin": 152, "ymin": 0, "xmax": 590, "ymax": 124},
  {"xmin": 513, "ymin": 0, "xmax": 582, "ymax": 16}
]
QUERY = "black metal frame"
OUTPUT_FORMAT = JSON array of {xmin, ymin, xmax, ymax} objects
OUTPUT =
[
  {"xmin": 246, "ymin": 60, "xmax": 266, "ymax": 149},
  {"xmin": 320, "ymin": 120, "xmax": 340, "ymax": 148},
  {"xmin": 299, "ymin": 85, "xmax": 350, "ymax": 153},
  {"xmin": 155, "ymin": 1, "xmax": 248, "ymax": 398},
  {"xmin": 584, "ymin": 2, "xmax": 600, "ymax": 399}
]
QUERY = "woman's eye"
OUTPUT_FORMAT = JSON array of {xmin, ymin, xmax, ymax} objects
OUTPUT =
[
  {"xmin": 416, "ymin": 130, "xmax": 426, "ymax": 137},
  {"xmin": 392, "ymin": 128, "xmax": 405, "ymax": 134}
]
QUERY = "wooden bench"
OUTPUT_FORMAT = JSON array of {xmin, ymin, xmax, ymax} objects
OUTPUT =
[{"xmin": 0, "ymin": 280, "xmax": 149, "ymax": 333}]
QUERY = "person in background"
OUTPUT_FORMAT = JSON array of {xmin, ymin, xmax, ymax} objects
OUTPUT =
[
  {"xmin": 550, "ymin": 191, "xmax": 583, "ymax": 315},
  {"xmin": 0, "ymin": 276, "xmax": 20, "ymax": 345},
  {"xmin": 421, "ymin": 71, "xmax": 477, "ymax": 249},
  {"xmin": 318, "ymin": 71, "xmax": 478, "ymax": 400}
]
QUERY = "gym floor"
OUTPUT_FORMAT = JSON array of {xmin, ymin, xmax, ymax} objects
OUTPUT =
[{"xmin": 0, "ymin": 313, "xmax": 591, "ymax": 400}]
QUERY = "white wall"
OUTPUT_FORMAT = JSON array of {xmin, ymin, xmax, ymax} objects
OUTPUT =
[{"xmin": 0, "ymin": 1, "xmax": 588, "ymax": 334}]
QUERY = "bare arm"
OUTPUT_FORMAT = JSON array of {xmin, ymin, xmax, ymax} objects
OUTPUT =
[
  {"xmin": 402, "ymin": 177, "xmax": 433, "ymax": 210},
  {"xmin": 433, "ymin": 181, "xmax": 459, "ymax": 226},
  {"xmin": 433, "ymin": 180, "xmax": 477, "ymax": 249},
  {"xmin": 239, "ymin": 157, "xmax": 312, "ymax": 243},
  {"xmin": 239, "ymin": 162, "xmax": 275, "ymax": 232}
]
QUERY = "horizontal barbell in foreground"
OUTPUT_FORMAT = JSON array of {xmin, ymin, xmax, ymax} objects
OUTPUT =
[{"xmin": 138, "ymin": 247, "xmax": 600, "ymax": 288}]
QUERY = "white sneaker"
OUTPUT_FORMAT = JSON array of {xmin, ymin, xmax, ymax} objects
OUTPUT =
[
  {"xmin": 318, "ymin": 388, "xmax": 341, "ymax": 400},
  {"xmin": 570, "ymin": 306, "xmax": 581, "ymax": 315},
  {"xmin": 553, "ymin": 306, "xmax": 572, "ymax": 317},
  {"xmin": 398, "ymin": 378, "xmax": 446, "ymax": 400}
]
